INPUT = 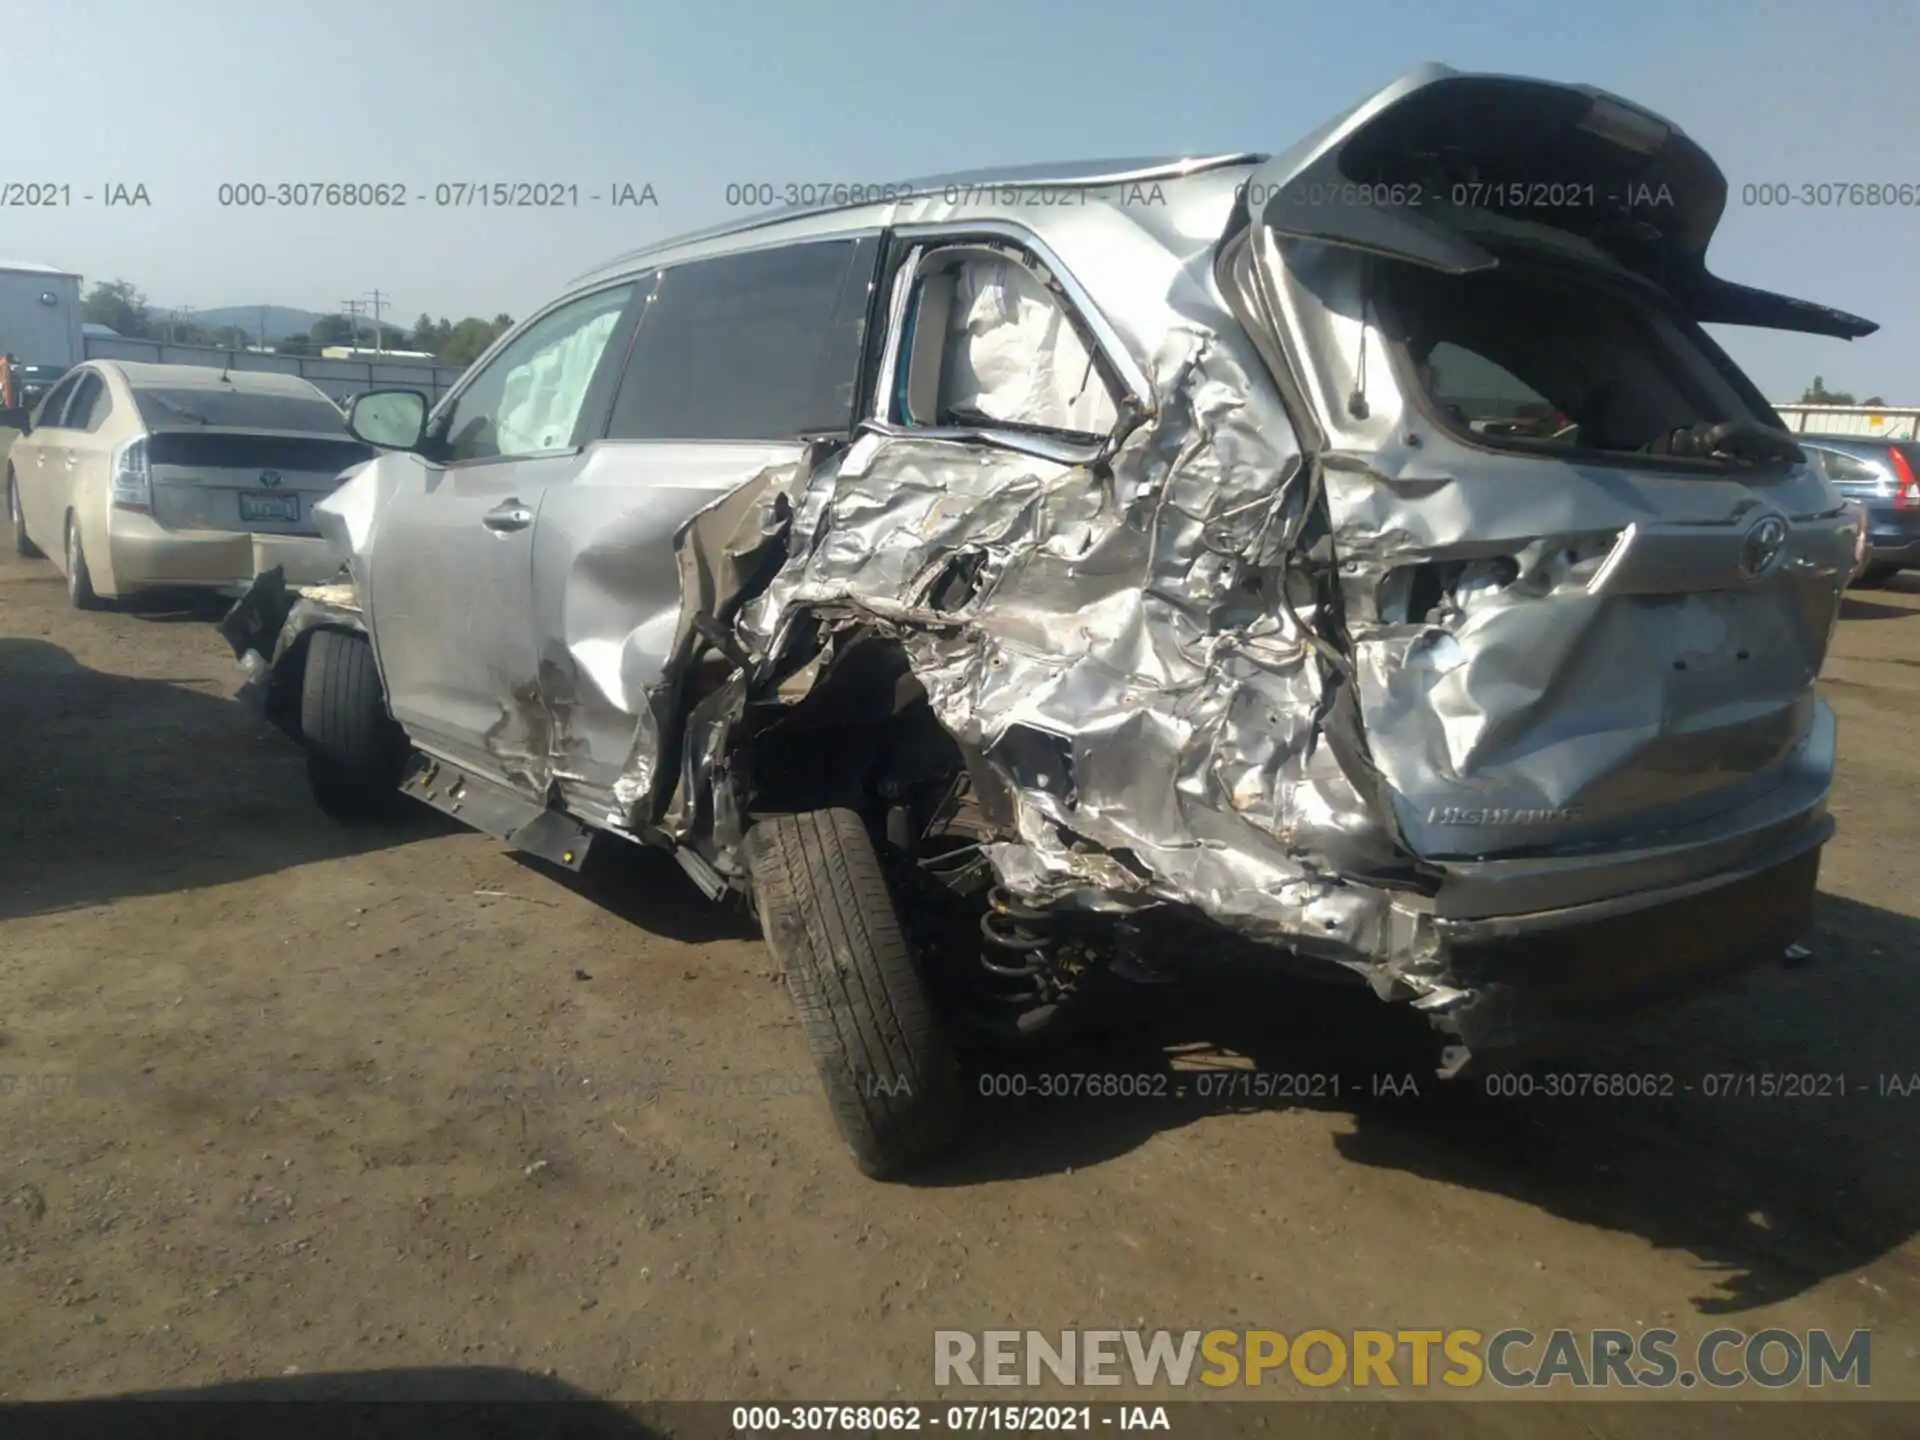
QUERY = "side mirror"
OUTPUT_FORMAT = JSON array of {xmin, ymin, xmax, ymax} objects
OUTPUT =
[
  {"xmin": 346, "ymin": 388, "xmax": 428, "ymax": 450},
  {"xmin": 0, "ymin": 406, "xmax": 27, "ymax": 435}
]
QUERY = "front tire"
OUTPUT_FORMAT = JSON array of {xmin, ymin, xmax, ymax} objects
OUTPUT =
[
  {"xmin": 64, "ymin": 514, "xmax": 103, "ymax": 610},
  {"xmin": 745, "ymin": 808, "xmax": 965, "ymax": 1179},
  {"xmin": 7, "ymin": 467, "xmax": 40, "ymax": 557},
  {"xmin": 300, "ymin": 628, "xmax": 409, "ymax": 823},
  {"xmin": 1855, "ymin": 561, "xmax": 1901, "ymax": 588}
]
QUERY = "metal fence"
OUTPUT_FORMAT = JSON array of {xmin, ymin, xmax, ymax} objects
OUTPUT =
[
  {"xmin": 1770, "ymin": 404, "xmax": 1920, "ymax": 440},
  {"xmin": 80, "ymin": 335, "xmax": 464, "ymax": 405}
]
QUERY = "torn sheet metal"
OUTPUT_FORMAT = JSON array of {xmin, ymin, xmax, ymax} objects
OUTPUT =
[
  {"xmin": 220, "ymin": 567, "xmax": 364, "ymax": 731},
  {"xmin": 726, "ymin": 323, "xmax": 1415, "ymax": 976},
  {"xmin": 220, "ymin": 463, "xmax": 372, "ymax": 726},
  {"xmin": 608, "ymin": 458, "xmax": 808, "ymax": 826}
]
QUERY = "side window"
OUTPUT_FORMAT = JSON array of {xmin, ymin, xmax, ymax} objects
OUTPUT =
[
  {"xmin": 895, "ymin": 250, "xmax": 1119, "ymax": 436},
  {"xmin": 67, "ymin": 373, "xmax": 109, "ymax": 432},
  {"xmin": 32, "ymin": 371, "xmax": 84, "ymax": 430},
  {"xmin": 1417, "ymin": 341, "xmax": 1569, "ymax": 440},
  {"xmin": 606, "ymin": 237, "xmax": 878, "ymax": 442},
  {"xmin": 439, "ymin": 283, "xmax": 634, "ymax": 463}
]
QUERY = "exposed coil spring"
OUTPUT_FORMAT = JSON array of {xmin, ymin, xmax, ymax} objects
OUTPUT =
[{"xmin": 978, "ymin": 886, "xmax": 1055, "ymax": 988}]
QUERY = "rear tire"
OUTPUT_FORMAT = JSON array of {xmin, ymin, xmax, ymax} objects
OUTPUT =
[
  {"xmin": 1855, "ymin": 562, "xmax": 1901, "ymax": 588},
  {"xmin": 64, "ymin": 514, "xmax": 103, "ymax": 610},
  {"xmin": 8, "ymin": 467, "xmax": 40, "ymax": 557},
  {"xmin": 745, "ymin": 808, "xmax": 964, "ymax": 1179},
  {"xmin": 300, "ymin": 628, "xmax": 409, "ymax": 823}
]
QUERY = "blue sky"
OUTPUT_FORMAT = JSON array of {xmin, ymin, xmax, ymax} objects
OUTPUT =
[{"xmin": 7, "ymin": 0, "xmax": 1916, "ymax": 398}]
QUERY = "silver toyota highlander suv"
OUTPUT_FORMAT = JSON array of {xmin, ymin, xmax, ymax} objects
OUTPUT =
[{"xmin": 226, "ymin": 63, "xmax": 1870, "ymax": 1178}]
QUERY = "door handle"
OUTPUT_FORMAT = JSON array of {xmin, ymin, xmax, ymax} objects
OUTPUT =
[{"xmin": 482, "ymin": 499, "xmax": 534, "ymax": 533}]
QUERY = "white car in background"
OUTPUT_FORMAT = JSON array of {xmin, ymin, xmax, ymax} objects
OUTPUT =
[{"xmin": 6, "ymin": 361, "xmax": 376, "ymax": 608}]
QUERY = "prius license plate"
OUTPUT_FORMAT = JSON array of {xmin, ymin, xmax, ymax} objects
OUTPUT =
[{"xmin": 239, "ymin": 492, "xmax": 299, "ymax": 523}]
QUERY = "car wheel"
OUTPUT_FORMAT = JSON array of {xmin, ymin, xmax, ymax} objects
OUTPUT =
[
  {"xmin": 1855, "ymin": 562, "xmax": 1901, "ymax": 588},
  {"xmin": 7, "ymin": 468, "xmax": 41, "ymax": 558},
  {"xmin": 745, "ymin": 808, "xmax": 965, "ymax": 1179},
  {"xmin": 300, "ymin": 628, "xmax": 410, "ymax": 823},
  {"xmin": 64, "ymin": 514, "xmax": 104, "ymax": 610}
]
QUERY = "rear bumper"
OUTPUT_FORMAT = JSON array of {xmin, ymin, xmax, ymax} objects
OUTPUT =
[
  {"xmin": 1402, "ymin": 701, "xmax": 1836, "ymax": 1063},
  {"xmin": 1424, "ymin": 699, "xmax": 1834, "ymax": 925},
  {"xmin": 106, "ymin": 512, "xmax": 339, "ymax": 591},
  {"xmin": 1863, "ymin": 504, "xmax": 1920, "ymax": 565},
  {"xmin": 1866, "ymin": 538, "xmax": 1920, "ymax": 567},
  {"xmin": 1427, "ymin": 840, "xmax": 1822, "ymax": 1066}
]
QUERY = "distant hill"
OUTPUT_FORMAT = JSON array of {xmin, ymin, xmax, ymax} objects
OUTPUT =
[{"xmin": 188, "ymin": 305, "xmax": 406, "ymax": 344}]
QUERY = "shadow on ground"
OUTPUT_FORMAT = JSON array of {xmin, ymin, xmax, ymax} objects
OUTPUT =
[
  {"xmin": 1840, "ymin": 570, "xmax": 1920, "ymax": 620},
  {"xmin": 0, "ymin": 636, "xmax": 448, "ymax": 922},
  {"xmin": 913, "ymin": 890, "xmax": 1920, "ymax": 1317},
  {"xmin": 0, "ymin": 1367, "xmax": 670, "ymax": 1439},
  {"xmin": 111, "ymin": 587, "xmax": 239, "ymax": 624},
  {"xmin": 513, "ymin": 841, "xmax": 763, "ymax": 946},
  {"xmin": 1838, "ymin": 595, "xmax": 1919, "ymax": 621}
]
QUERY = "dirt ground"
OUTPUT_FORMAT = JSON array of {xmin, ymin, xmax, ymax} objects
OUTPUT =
[{"xmin": 3, "ymin": 461, "xmax": 1919, "ymax": 1427}]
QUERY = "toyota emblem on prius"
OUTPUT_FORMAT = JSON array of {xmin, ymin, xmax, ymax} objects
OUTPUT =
[
  {"xmin": 1739, "ymin": 514, "xmax": 1788, "ymax": 579},
  {"xmin": 258, "ymin": 470, "xmax": 283, "ymax": 488}
]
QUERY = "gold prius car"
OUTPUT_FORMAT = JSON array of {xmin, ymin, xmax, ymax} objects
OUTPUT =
[{"xmin": 6, "ymin": 361, "xmax": 375, "ymax": 608}]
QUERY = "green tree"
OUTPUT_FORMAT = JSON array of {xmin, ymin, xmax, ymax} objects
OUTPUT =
[
  {"xmin": 310, "ymin": 314, "xmax": 358, "ymax": 348},
  {"xmin": 409, "ymin": 314, "xmax": 446, "ymax": 354},
  {"xmin": 1800, "ymin": 375, "xmax": 1857, "ymax": 405},
  {"xmin": 274, "ymin": 333, "xmax": 315, "ymax": 357},
  {"xmin": 439, "ymin": 316, "xmax": 510, "ymax": 368},
  {"xmin": 81, "ymin": 280, "xmax": 153, "ymax": 338}
]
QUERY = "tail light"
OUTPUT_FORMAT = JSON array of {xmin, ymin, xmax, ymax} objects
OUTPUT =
[
  {"xmin": 110, "ymin": 436, "xmax": 151, "ymax": 514},
  {"xmin": 1889, "ymin": 446, "xmax": 1920, "ymax": 511}
]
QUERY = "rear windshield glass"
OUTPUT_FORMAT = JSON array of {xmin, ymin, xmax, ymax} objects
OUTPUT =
[
  {"xmin": 1381, "ymin": 261, "xmax": 1761, "ymax": 459},
  {"xmin": 134, "ymin": 387, "xmax": 349, "ymax": 434}
]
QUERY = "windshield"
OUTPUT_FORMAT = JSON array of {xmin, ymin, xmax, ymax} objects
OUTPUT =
[
  {"xmin": 1382, "ymin": 259, "xmax": 1763, "ymax": 459},
  {"xmin": 133, "ymin": 387, "xmax": 350, "ymax": 434}
]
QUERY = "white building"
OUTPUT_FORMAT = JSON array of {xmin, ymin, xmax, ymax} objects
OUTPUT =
[{"xmin": 320, "ymin": 345, "xmax": 438, "ymax": 362}]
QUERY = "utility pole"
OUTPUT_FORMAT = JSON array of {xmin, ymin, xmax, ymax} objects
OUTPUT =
[
  {"xmin": 365, "ymin": 289, "xmax": 389, "ymax": 354},
  {"xmin": 340, "ymin": 299, "xmax": 366, "ymax": 352}
]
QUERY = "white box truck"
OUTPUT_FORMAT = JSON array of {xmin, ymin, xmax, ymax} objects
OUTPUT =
[{"xmin": 1, "ymin": 260, "xmax": 84, "ymax": 426}]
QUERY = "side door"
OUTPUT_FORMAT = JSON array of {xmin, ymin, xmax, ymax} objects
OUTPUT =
[
  {"xmin": 15, "ymin": 369, "xmax": 87, "ymax": 553},
  {"xmin": 61, "ymin": 370, "xmax": 114, "ymax": 491},
  {"xmin": 531, "ymin": 235, "xmax": 884, "ymax": 825},
  {"xmin": 58, "ymin": 371, "xmax": 118, "ymax": 583},
  {"xmin": 362, "ymin": 281, "xmax": 639, "ymax": 797}
]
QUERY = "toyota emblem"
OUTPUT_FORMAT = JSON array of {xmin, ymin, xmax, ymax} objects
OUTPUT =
[
  {"xmin": 258, "ymin": 470, "xmax": 283, "ymax": 488},
  {"xmin": 1739, "ymin": 514, "xmax": 1788, "ymax": 579}
]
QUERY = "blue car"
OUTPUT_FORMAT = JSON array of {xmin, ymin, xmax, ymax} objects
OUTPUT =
[{"xmin": 1799, "ymin": 434, "xmax": 1920, "ymax": 585}]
